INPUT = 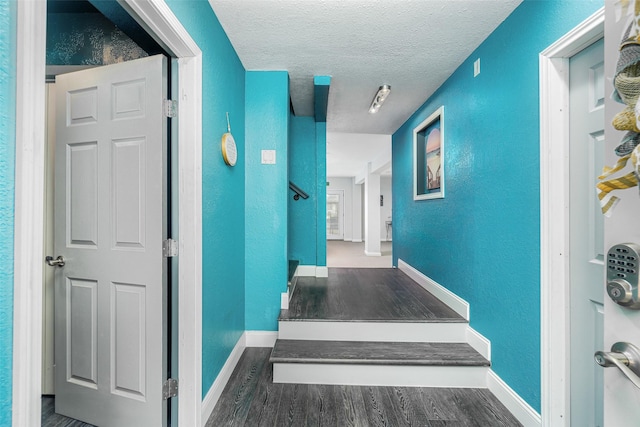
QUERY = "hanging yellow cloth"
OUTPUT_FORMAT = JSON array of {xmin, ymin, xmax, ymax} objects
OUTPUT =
[{"xmin": 597, "ymin": 146, "xmax": 640, "ymax": 216}]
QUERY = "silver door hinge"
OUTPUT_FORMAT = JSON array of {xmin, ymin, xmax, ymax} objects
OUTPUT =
[
  {"xmin": 164, "ymin": 99, "xmax": 177, "ymax": 118},
  {"xmin": 163, "ymin": 239, "xmax": 178, "ymax": 257},
  {"xmin": 163, "ymin": 378, "xmax": 178, "ymax": 400}
]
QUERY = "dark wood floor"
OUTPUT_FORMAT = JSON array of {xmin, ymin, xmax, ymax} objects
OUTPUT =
[
  {"xmin": 42, "ymin": 396, "xmax": 94, "ymax": 427},
  {"xmin": 207, "ymin": 347, "xmax": 522, "ymax": 427},
  {"xmin": 281, "ymin": 268, "xmax": 464, "ymax": 322}
]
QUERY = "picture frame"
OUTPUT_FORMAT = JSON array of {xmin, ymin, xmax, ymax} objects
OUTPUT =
[{"xmin": 413, "ymin": 106, "xmax": 444, "ymax": 200}]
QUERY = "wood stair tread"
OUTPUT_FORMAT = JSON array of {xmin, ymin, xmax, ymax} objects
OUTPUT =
[
  {"xmin": 270, "ymin": 339, "xmax": 490, "ymax": 367},
  {"xmin": 282, "ymin": 269, "xmax": 466, "ymax": 322}
]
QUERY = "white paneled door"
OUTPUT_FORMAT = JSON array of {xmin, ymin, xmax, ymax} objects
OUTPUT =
[
  {"xmin": 53, "ymin": 55, "xmax": 168, "ymax": 426},
  {"xmin": 601, "ymin": 3, "xmax": 640, "ymax": 425},
  {"xmin": 569, "ymin": 37, "xmax": 605, "ymax": 427}
]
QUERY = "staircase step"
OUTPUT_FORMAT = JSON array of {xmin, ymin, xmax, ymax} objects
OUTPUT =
[
  {"xmin": 270, "ymin": 339, "xmax": 490, "ymax": 387},
  {"xmin": 270, "ymin": 339, "xmax": 489, "ymax": 366},
  {"xmin": 278, "ymin": 319, "xmax": 468, "ymax": 342}
]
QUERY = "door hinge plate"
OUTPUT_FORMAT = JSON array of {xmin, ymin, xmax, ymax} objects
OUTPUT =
[
  {"xmin": 164, "ymin": 99, "xmax": 177, "ymax": 118},
  {"xmin": 163, "ymin": 239, "xmax": 178, "ymax": 257},
  {"xmin": 163, "ymin": 378, "xmax": 178, "ymax": 400}
]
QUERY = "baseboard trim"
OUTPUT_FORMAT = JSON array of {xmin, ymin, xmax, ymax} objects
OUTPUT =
[
  {"xmin": 487, "ymin": 370, "xmax": 541, "ymax": 427},
  {"xmin": 466, "ymin": 326, "xmax": 491, "ymax": 360},
  {"xmin": 397, "ymin": 260, "xmax": 536, "ymax": 425},
  {"xmin": 245, "ymin": 331, "xmax": 278, "ymax": 347},
  {"xmin": 296, "ymin": 265, "xmax": 328, "ymax": 278},
  {"xmin": 397, "ymin": 259, "xmax": 470, "ymax": 320},
  {"xmin": 364, "ymin": 250, "xmax": 382, "ymax": 256},
  {"xmin": 297, "ymin": 265, "xmax": 317, "ymax": 276},
  {"xmin": 201, "ymin": 333, "xmax": 247, "ymax": 426},
  {"xmin": 352, "ymin": 239, "xmax": 363, "ymax": 243}
]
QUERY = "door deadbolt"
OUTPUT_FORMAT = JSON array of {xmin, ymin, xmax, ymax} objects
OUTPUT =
[{"xmin": 606, "ymin": 243, "xmax": 640, "ymax": 309}]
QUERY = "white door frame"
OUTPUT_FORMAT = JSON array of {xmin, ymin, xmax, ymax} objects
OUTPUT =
[
  {"xmin": 539, "ymin": 8, "xmax": 604, "ymax": 426},
  {"xmin": 13, "ymin": 1, "xmax": 203, "ymax": 426}
]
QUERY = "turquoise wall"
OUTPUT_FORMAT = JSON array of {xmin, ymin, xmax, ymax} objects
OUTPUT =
[
  {"xmin": 287, "ymin": 75, "xmax": 330, "ymax": 268},
  {"xmin": 315, "ymin": 122, "xmax": 327, "ymax": 267},
  {"xmin": 245, "ymin": 71, "xmax": 290, "ymax": 330},
  {"xmin": 0, "ymin": 1, "xmax": 15, "ymax": 423},
  {"xmin": 46, "ymin": 13, "xmax": 147, "ymax": 65},
  {"xmin": 392, "ymin": 0, "xmax": 602, "ymax": 412},
  {"xmin": 166, "ymin": 0, "xmax": 247, "ymax": 398},
  {"xmin": 288, "ymin": 115, "xmax": 318, "ymax": 265}
]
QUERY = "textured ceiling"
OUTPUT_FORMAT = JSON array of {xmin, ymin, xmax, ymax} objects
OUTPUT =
[{"xmin": 208, "ymin": 0, "xmax": 522, "ymax": 135}]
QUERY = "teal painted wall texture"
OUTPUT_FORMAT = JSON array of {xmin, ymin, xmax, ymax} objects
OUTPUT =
[
  {"xmin": 166, "ymin": 0, "xmax": 247, "ymax": 398},
  {"xmin": 392, "ymin": 0, "xmax": 602, "ymax": 412},
  {"xmin": 47, "ymin": 13, "xmax": 148, "ymax": 65},
  {"xmin": 245, "ymin": 71, "xmax": 290, "ymax": 330},
  {"xmin": 0, "ymin": 1, "xmax": 15, "ymax": 423},
  {"xmin": 316, "ymin": 122, "xmax": 327, "ymax": 267},
  {"xmin": 288, "ymin": 115, "xmax": 317, "ymax": 265}
]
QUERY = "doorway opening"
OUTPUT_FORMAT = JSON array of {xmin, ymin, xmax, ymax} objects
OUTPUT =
[
  {"xmin": 14, "ymin": 1, "xmax": 203, "ymax": 426},
  {"xmin": 325, "ymin": 175, "xmax": 393, "ymax": 268},
  {"xmin": 326, "ymin": 189, "xmax": 344, "ymax": 240},
  {"xmin": 42, "ymin": 9, "xmax": 173, "ymax": 425}
]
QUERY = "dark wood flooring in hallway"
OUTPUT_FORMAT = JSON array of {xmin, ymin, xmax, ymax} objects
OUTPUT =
[
  {"xmin": 42, "ymin": 396, "xmax": 94, "ymax": 427},
  {"xmin": 282, "ymin": 268, "xmax": 464, "ymax": 322},
  {"xmin": 206, "ymin": 347, "xmax": 522, "ymax": 427}
]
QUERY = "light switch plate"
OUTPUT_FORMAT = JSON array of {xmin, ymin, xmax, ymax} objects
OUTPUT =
[
  {"xmin": 261, "ymin": 149, "xmax": 276, "ymax": 164},
  {"xmin": 474, "ymin": 58, "xmax": 480, "ymax": 77}
]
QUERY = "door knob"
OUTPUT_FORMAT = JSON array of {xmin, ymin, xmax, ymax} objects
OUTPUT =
[
  {"xmin": 595, "ymin": 341, "xmax": 640, "ymax": 389},
  {"xmin": 45, "ymin": 255, "xmax": 65, "ymax": 268}
]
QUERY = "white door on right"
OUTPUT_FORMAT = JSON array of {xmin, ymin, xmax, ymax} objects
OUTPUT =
[
  {"xmin": 569, "ymin": 37, "xmax": 605, "ymax": 427},
  {"xmin": 600, "ymin": 3, "xmax": 640, "ymax": 425}
]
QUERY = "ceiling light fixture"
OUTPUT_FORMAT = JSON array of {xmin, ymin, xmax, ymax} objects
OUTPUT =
[{"xmin": 369, "ymin": 84, "xmax": 391, "ymax": 114}]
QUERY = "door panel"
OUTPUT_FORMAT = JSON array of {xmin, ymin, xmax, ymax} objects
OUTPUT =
[
  {"xmin": 602, "ymin": 3, "xmax": 640, "ymax": 425},
  {"xmin": 112, "ymin": 137, "xmax": 146, "ymax": 248},
  {"xmin": 569, "ymin": 38, "xmax": 605, "ymax": 427},
  {"xmin": 67, "ymin": 278, "xmax": 98, "ymax": 387},
  {"xmin": 54, "ymin": 55, "xmax": 167, "ymax": 427},
  {"xmin": 327, "ymin": 190, "xmax": 344, "ymax": 240},
  {"xmin": 68, "ymin": 141, "xmax": 99, "ymax": 246}
]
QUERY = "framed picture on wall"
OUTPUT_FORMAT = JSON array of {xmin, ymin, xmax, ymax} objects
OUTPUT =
[{"xmin": 413, "ymin": 106, "xmax": 444, "ymax": 200}]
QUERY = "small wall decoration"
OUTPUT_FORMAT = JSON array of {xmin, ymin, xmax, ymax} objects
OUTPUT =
[
  {"xmin": 413, "ymin": 106, "xmax": 444, "ymax": 200},
  {"xmin": 221, "ymin": 112, "xmax": 237, "ymax": 166},
  {"xmin": 597, "ymin": 2, "xmax": 640, "ymax": 216}
]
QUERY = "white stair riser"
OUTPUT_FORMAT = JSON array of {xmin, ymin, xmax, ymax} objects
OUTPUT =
[
  {"xmin": 278, "ymin": 321, "xmax": 467, "ymax": 342},
  {"xmin": 273, "ymin": 363, "xmax": 488, "ymax": 388}
]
